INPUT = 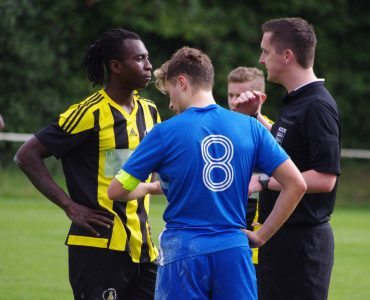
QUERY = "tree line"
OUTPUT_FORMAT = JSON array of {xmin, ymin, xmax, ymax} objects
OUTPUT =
[{"xmin": 1, "ymin": 0, "xmax": 369, "ymax": 164}]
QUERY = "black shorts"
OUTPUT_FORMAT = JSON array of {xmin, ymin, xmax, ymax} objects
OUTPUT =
[
  {"xmin": 68, "ymin": 246, "xmax": 157, "ymax": 300},
  {"xmin": 258, "ymin": 222, "xmax": 334, "ymax": 300}
]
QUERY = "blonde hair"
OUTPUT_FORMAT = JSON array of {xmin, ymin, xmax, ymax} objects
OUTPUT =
[
  {"xmin": 154, "ymin": 46, "xmax": 214, "ymax": 93},
  {"xmin": 227, "ymin": 67, "xmax": 265, "ymax": 92},
  {"xmin": 154, "ymin": 62, "xmax": 168, "ymax": 94}
]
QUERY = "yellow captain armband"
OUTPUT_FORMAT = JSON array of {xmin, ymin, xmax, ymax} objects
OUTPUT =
[{"xmin": 115, "ymin": 170, "xmax": 140, "ymax": 191}]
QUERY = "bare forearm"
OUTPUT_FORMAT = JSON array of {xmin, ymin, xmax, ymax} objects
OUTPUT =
[
  {"xmin": 124, "ymin": 182, "xmax": 153, "ymax": 201},
  {"xmin": 247, "ymin": 160, "xmax": 306, "ymax": 247},
  {"xmin": 257, "ymin": 185, "xmax": 304, "ymax": 243},
  {"xmin": 14, "ymin": 137, "xmax": 72, "ymax": 211},
  {"xmin": 19, "ymin": 160, "xmax": 71, "ymax": 208},
  {"xmin": 266, "ymin": 170, "xmax": 336, "ymax": 193},
  {"xmin": 109, "ymin": 178, "xmax": 162, "ymax": 202}
]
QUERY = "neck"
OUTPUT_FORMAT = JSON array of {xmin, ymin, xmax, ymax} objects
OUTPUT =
[
  {"xmin": 282, "ymin": 66, "xmax": 317, "ymax": 93},
  {"xmin": 105, "ymin": 82, "xmax": 134, "ymax": 106},
  {"xmin": 186, "ymin": 90, "xmax": 216, "ymax": 108}
]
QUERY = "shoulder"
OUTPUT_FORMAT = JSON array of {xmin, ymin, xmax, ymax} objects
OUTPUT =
[
  {"xmin": 58, "ymin": 91, "xmax": 104, "ymax": 133},
  {"xmin": 222, "ymin": 107, "xmax": 254, "ymax": 123},
  {"xmin": 305, "ymin": 95, "xmax": 339, "ymax": 118},
  {"xmin": 307, "ymin": 83, "xmax": 337, "ymax": 108},
  {"xmin": 135, "ymin": 91, "xmax": 158, "ymax": 109}
]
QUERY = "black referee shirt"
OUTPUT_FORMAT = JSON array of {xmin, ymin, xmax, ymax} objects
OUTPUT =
[{"xmin": 259, "ymin": 81, "xmax": 341, "ymax": 225}]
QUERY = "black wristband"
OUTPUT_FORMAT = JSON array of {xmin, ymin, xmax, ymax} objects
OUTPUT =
[{"xmin": 258, "ymin": 174, "xmax": 270, "ymax": 190}]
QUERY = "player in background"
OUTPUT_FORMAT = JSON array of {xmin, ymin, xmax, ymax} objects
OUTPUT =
[{"xmin": 227, "ymin": 66, "xmax": 273, "ymax": 287}]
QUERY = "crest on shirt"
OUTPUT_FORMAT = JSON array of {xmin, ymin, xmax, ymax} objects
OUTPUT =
[
  {"xmin": 275, "ymin": 127, "xmax": 287, "ymax": 145},
  {"xmin": 102, "ymin": 288, "xmax": 117, "ymax": 300}
]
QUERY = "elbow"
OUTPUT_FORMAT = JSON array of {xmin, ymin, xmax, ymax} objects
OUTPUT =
[
  {"xmin": 295, "ymin": 177, "xmax": 307, "ymax": 202},
  {"xmin": 107, "ymin": 183, "xmax": 128, "ymax": 202},
  {"xmin": 321, "ymin": 178, "xmax": 337, "ymax": 193},
  {"xmin": 299, "ymin": 179, "xmax": 307, "ymax": 196},
  {"xmin": 107, "ymin": 186, "xmax": 119, "ymax": 201},
  {"xmin": 14, "ymin": 147, "xmax": 27, "ymax": 169}
]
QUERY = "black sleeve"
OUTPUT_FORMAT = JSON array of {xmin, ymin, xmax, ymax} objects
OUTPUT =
[
  {"xmin": 300, "ymin": 100, "xmax": 341, "ymax": 175},
  {"xmin": 35, "ymin": 119, "xmax": 92, "ymax": 159}
]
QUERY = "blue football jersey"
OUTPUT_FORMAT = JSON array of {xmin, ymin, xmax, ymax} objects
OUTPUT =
[{"xmin": 122, "ymin": 104, "xmax": 288, "ymax": 265}]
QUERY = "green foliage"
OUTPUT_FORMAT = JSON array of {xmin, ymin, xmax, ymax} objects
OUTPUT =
[{"xmin": 1, "ymin": 0, "xmax": 369, "ymax": 165}]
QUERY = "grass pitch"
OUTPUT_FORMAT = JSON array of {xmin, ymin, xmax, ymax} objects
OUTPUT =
[
  {"xmin": 0, "ymin": 160, "xmax": 369, "ymax": 299},
  {"xmin": 1, "ymin": 197, "xmax": 370, "ymax": 299}
]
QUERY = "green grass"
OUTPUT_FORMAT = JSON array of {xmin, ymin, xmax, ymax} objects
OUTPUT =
[
  {"xmin": 0, "ymin": 160, "xmax": 369, "ymax": 299},
  {"xmin": 0, "ymin": 198, "xmax": 70, "ymax": 299},
  {"xmin": 0, "ymin": 196, "xmax": 166, "ymax": 300},
  {"xmin": 1, "ymin": 197, "xmax": 370, "ymax": 299},
  {"xmin": 329, "ymin": 208, "xmax": 370, "ymax": 300}
]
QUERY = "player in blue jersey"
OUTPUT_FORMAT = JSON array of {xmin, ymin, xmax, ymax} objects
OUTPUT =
[{"xmin": 108, "ymin": 46, "xmax": 306, "ymax": 300}]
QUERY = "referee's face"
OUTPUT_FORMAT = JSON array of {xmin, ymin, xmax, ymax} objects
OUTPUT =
[{"xmin": 259, "ymin": 32, "xmax": 286, "ymax": 85}]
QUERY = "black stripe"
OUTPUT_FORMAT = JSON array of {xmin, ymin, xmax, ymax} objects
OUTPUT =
[
  {"xmin": 148, "ymin": 105, "xmax": 159, "ymax": 124},
  {"xmin": 110, "ymin": 104, "xmax": 128, "ymax": 149},
  {"xmin": 136, "ymin": 101, "xmax": 146, "ymax": 142},
  {"xmin": 137, "ymin": 197, "xmax": 150, "ymax": 262},
  {"xmin": 65, "ymin": 95, "xmax": 104, "ymax": 134},
  {"xmin": 61, "ymin": 92, "xmax": 101, "ymax": 131}
]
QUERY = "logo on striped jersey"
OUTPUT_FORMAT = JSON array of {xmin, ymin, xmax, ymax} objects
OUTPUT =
[{"xmin": 129, "ymin": 128, "xmax": 138, "ymax": 137}]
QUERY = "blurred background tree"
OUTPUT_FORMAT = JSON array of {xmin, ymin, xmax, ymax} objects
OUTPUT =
[{"xmin": 1, "ymin": 0, "xmax": 369, "ymax": 164}]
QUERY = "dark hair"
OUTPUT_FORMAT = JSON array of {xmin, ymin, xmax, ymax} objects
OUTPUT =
[
  {"xmin": 154, "ymin": 47, "xmax": 214, "ymax": 92},
  {"xmin": 262, "ymin": 17, "xmax": 317, "ymax": 68},
  {"xmin": 81, "ymin": 28, "xmax": 141, "ymax": 86}
]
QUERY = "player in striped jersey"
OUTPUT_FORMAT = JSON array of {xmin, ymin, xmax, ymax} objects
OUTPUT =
[
  {"xmin": 227, "ymin": 67, "xmax": 273, "ymax": 291},
  {"xmin": 15, "ymin": 29, "xmax": 160, "ymax": 299}
]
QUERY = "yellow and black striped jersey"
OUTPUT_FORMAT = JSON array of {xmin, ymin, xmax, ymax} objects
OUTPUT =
[
  {"xmin": 36, "ymin": 89, "xmax": 161, "ymax": 263},
  {"xmin": 262, "ymin": 114, "xmax": 274, "ymax": 125}
]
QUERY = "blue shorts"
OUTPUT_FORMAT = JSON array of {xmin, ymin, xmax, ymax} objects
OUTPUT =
[{"xmin": 155, "ymin": 246, "xmax": 256, "ymax": 300}]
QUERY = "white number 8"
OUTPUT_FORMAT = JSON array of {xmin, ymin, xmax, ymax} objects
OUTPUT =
[{"xmin": 201, "ymin": 135, "xmax": 234, "ymax": 192}]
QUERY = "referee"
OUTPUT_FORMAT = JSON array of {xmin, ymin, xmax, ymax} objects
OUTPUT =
[
  {"xmin": 15, "ymin": 29, "xmax": 160, "ymax": 299},
  {"xmin": 247, "ymin": 18, "xmax": 341, "ymax": 300}
]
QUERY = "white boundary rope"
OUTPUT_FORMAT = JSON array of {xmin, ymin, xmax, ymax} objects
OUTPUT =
[{"xmin": 1, "ymin": 132, "xmax": 370, "ymax": 159}]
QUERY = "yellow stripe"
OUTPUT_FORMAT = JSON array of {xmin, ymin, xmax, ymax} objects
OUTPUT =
[
  {"xmin": 141, "ymin": 101, "xmax": 154, "ymax": 129},
  {"xmin": 252, "ymin": 201, "xmax": 260, "ymax": 264},
  {"xmin": 146, "ymin": 216, "xmax": 159, "ymax": 259},
  {"xmin": 126, "ymin": 200, "xmax": 142, "ymax": 260},
  {"xmin": 67, "ymin": 235, "xmax": 109, "ymax": 248},
  {"xmin": 109, "ymin": 215, "xmax": 127, "ymax": 251},
  {"xmin": 262, "ymin": 114, "xmax": 274, "ymax": 125}
]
